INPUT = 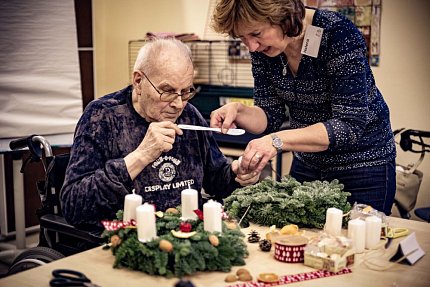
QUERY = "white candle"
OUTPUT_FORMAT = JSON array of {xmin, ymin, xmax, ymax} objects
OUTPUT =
[
  {"xmin": 123, "ymin": 190, "xmax": 142, "ymax": 222},
  {"xmin": 203, "ymin": 200, "xmax": 222, "ymax": 233},
  {"xmin": 324, "ymin": 207, "xmax": 343, "ymax": 236},
  {"xmin": 181, "ymin": 188, "xmax": 198, "ymax": 220},
  {"xmin": 365, "ymin": 215, "xmax": 382, "ymax": 249},
  {"xmin": 347, "ymin": 218, "xmax": 366, "ymax": 253},
  {"xmin": 136, "ymin": 203, "xmax": 157, "ymax": 243}
]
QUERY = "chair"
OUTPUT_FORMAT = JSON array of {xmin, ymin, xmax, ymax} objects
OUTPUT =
[
  {"xmin": 6, "ymin": 135, "xmax": 103, "ymax": 275},
  {"xmin": 393, "ymin": 129, "xmax": 430, "ymax": 222},
  {"xmin": 414, "ymin": 207, "xmax": 430, "ymax": 222}
]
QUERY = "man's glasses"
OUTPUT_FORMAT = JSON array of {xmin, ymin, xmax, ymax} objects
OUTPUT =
[{"xmin": 142, "ymin": 72, "xmax": 197, "ymax": 102}]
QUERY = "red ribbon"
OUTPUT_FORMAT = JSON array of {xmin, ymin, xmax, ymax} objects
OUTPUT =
[
  {"xmin": 102, "ymin": 219, "xmax": 136, "ymax": 231},
  {"xmin": 226, "ymin": 268, "xmax": 352, "ymax": 287},
  {"xmin": 194, "ymin": 209, "xmax": 204, "ymax": 220}
]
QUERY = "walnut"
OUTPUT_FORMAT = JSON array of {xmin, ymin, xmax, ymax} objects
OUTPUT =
[
  {"xmin": 238, "ymin": 272, "xmax": 253, "ymax": 281},
  {"xmin": 224, "ymin": 274, "xmax": 237, "ymax": 282}
]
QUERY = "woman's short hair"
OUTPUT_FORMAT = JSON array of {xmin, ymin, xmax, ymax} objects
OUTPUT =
[{"xmin": 212, "ymin": 0, "xmax": 305, "ymax": 38}]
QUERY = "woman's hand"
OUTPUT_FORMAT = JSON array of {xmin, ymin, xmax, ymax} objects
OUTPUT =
[
  {"xmin": 231, "ymin": 158, "xmax": 261, "ymax": 186},
  {"xmin": 210, "ymin": 103, "xmax": 268, "ymax": 135},
  {"xmin": 210, "ymin": 103, "xmax": 239, "ymax": 133},
  {"xmin": 241, "ymin": 135, "xmax": 278, "ymax": 174}
]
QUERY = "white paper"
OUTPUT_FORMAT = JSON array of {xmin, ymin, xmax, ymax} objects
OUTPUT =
[
  {"xmin": 399, "ymin": 232, "xmax": 425, "ymax": 265},
  {"xmin": 0, "ymin": 0, "xmax": 82, "ymax": 139}
]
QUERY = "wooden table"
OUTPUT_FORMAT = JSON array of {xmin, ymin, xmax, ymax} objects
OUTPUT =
[{"xmin": 0, "ymin": 217, "xmax": 428, "ymax": 287}]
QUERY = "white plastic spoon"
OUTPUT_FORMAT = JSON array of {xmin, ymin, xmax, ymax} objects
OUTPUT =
[{"xmin": 177, "ymin": 124, "xmax": 245, "ymax": 136}]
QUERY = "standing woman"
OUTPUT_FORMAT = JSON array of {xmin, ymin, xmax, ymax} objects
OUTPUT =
[{"xmin": 210, "ymin": 0, "xmax": 396, "ymax": 215}]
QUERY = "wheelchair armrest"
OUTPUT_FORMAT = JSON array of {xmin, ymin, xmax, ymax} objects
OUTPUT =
[{"xmin": 40, "ymin": 214, "xmax": 104, "ymax": 244}]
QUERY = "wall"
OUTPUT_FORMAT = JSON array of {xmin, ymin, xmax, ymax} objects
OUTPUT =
[
  {"xmin": 93, "ymin": 0, "xmax": 210, "ymax": 97},
  {"xmin": 94, "ymin": 0, "xmax": 430, "ymax": 220},
  {"xmin": 371, "ymin": 0, "xmax": 430, "ymax": 219}
]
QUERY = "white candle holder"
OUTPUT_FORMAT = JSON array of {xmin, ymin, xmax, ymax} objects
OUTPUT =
[
  {"xmin": 136, "ymin": 203, "xmax": 157, "ymax": 243},
  {"xmin": 181, "ymin": 188, "xmax": 198, "ymax": 221},
  {"xmin": 203, "ymin": 200, "xmax": 222, "ymax": 233},
  {"xmin": 123, "ymin": 189, "xmax": 142, "ymax": 222},
  {"xmin": 324, "ymin": 207, "xmax": 343, "ymax": 236},
  {"xmin": 347, "ymin": 218, "xmax": 366, "ymax": 253},
  {"xmin": 365, "ymin": 215, "xmax": 382, "ymax": 249}
]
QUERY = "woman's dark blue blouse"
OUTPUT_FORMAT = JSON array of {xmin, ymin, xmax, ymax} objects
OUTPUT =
[{"xmin": 252, "ymin": 9, "xmax": 395, "ymax": 171}]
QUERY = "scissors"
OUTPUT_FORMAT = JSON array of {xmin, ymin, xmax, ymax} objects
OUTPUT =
[
  {"xmin": 387, "ymin": 227, "xmax": 409, "ymax": 239},
  {"xmin": 50, "ymin": 269, "xmax": 101, "ymax": 287},
  {"xmin": 385, "ymin": 227, "xmax": 409, "ymax": 249}
]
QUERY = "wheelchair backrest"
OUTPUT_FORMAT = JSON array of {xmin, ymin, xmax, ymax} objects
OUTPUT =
[{"xmin": 37, "ymin": 153, "xmax": 70, "ymax": 218}]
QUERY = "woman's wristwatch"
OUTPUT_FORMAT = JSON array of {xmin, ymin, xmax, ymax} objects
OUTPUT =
[{"xmin": 271, "ymin": 133, "xmax": 283, "ymax": 153}]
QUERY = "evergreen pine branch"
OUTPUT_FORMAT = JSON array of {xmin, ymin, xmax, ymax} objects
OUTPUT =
[
  {"xmin": 103, "ymin": 212, "xmax": 247, "ymax": 277},
  {"xmin": 224, "ymin": 176, "xmax": 351, "ymax": 229}
]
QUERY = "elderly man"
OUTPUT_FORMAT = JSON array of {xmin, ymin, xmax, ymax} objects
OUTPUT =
[{"xmin": 60, "ymin": 38, "xmax": 259, "ymax": 232}]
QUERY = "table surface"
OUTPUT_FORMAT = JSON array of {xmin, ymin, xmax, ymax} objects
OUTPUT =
[{"xmin": 0, "ymin": 216, "xmax": 429, "ymax": 287}]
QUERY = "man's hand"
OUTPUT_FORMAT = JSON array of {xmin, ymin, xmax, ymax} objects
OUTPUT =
[
  {"xmin": 135, "ymin": 121, "xmax": 183, "ymax": 164},
  {"xmin": 231, "ymin": 157, "xmax": 260, "ymax": 186}
]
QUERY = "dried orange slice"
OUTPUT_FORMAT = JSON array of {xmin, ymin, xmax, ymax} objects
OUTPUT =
[
  {"xmin": 171, "ymin": 230, "xmax": 197, "ymax": 238},
  {"xmin": 258, "ymin": 273, "xmax": 279, "ymax": 283}
]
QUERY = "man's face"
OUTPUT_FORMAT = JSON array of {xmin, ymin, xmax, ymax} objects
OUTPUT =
[{"xmin": 135, "ymin": 56, "xmax": 194, "ymax": 123}]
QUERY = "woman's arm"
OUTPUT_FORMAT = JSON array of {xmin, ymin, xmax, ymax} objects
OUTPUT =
[{"xmin": 210, "ymin": 102, "xmax": 268, "ymax": 134}]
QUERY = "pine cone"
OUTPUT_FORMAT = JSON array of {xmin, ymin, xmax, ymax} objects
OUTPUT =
[
  {"xmin": 247, "ymin": 230, "xmax": 260, "ymax": 243},
  {"xmin": 259, "ymin": 239, "xmax": 272, "ymax": 252}
]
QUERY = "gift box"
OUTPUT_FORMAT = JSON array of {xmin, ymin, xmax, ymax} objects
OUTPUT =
[{"xmin": 303, "ymin": 234, "xmax": 355, "ymax": 272}]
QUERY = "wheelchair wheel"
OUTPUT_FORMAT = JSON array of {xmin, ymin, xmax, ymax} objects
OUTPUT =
[{"xmin": 7, "ymin": 246, "xmax": 65, "ymax": 275}]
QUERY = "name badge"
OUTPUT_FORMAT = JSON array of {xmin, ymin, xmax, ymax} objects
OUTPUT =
[{"xmin": 301, "ymin": 25, "xmax": 323, "ymax": 58}]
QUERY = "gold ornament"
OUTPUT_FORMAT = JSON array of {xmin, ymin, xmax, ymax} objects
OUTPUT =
[
  {"xmin": 159, "ymin": 239, "xmax": 173, "ymax": 252},
  {"xmin": 110, "ymin": 235, "xmax": 121, "ymax": 247},
  {"xmin": 226, "ymin": 222, "xmax": 238, "ymax": 230},
  {"xmin": 165, "ymin": 207, "xmax": 179, "ymax": 214},
  {"xmin": 208, "ymin": 234, "xmax": 219, "ymax": 246}
]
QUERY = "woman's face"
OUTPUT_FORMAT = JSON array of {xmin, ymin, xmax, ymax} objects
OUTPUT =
[{"xmin": 236, "ymin": 21, "xmax": 289, "ymax": 57}]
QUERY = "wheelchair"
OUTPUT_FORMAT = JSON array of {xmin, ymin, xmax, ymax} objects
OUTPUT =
[
  {"xmin": 393, "ymin": 128, "xmax": 430, "ymax": 221},
  {"xmin": 6, "ymin": 135, "xmax": 103, "ymax": 275}
]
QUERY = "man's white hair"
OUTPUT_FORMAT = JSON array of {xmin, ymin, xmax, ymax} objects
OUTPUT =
[{"xmin": 133, "ymin": 38, "xmax": 192, "ymax": 76}]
